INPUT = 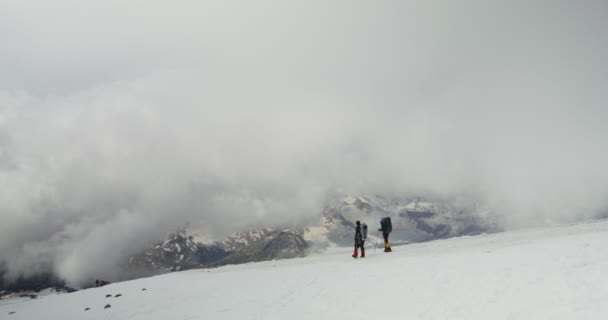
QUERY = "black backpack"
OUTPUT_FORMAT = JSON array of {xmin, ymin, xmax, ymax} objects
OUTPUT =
[{"xmin": 386, "ymin": 217, "xmax": 392, "ymax": 233}]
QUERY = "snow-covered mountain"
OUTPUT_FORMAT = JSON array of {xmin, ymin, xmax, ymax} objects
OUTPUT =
[
  {"xmin": 4, "ymin": 219, "xmax": 607, "ymax": 319},
  {"xmin": 127, "ymin": 228, "xmax": 308, "ymax": 275},
  {"xmin": 0, "ymin": 194, "xmax": 497, "ymax": 294},
  {"xmin": 0, "ymin": 271, "xmax": 75, "ymax": 302},
  {"xmin": 128, "ymin": 194, "xmax": 497, "ymax": 277},
  {"xmin": 304, "ymin": 194, "xmax": 498, "ymax": 247}
]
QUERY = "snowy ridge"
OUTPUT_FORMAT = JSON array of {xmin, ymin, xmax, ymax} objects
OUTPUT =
[
  {"xmin": 0, "ymin": 194, "xmax": 498, "ymax": 295},
  {"xmin": 311, "ymin": 194, "xmax": 497, "ymax": 246},
  {"xmin": 126, "ymin": 194, "xmax": 495, "ymax": 282},
  {"xmin": 130, "ymin": 231, "xmax": 204, "ymax": 273},
  {"xmin": 128, "ymin": 228, "xmax": 308, "ymax": 275},
  {"xmin": 0, "ymin": 287, "xmax": 72, "ymax": 307},
  {"xmin": 5, "ymin": 220, "xmax": 608, "ymax": 319}
]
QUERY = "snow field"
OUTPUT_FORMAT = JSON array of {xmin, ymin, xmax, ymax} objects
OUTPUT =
[{"xmin": 2, "ymin": 220, "xmax": 608, "ymax": 320}]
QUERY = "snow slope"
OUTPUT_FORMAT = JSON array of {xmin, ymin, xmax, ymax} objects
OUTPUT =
[{"xmin": 3, "ymin": 220, "xmax": 608, "ymax": 320}]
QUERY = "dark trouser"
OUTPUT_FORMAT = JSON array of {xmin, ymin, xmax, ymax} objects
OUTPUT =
[
  {"xmin": 383, "ymin": 233, "xmax": 391, "ymax": 251},
  {"xmin": 355, "ymin": 241, "xmax": 365, "ymax": 251},
  {"xmin": 353, "ymin": 241, "xmax": 365, "ymax": 257}
]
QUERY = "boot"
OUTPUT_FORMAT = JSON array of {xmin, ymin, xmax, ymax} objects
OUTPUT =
[
  {"xmin": 361, "ymin": 249, "xmax": 365, "ymax": 258},
  {"xmin": 384, "ymin": 242, "xmax": 389, "ymax": 252},
  {"xmin": 352, "ymin": 249, "xmax": 358, "ymax": 258}
]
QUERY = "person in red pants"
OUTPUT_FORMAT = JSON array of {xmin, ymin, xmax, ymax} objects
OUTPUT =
[{"xmin": 352, "ymin": 221, "xmax": 366, "ymax": 258}]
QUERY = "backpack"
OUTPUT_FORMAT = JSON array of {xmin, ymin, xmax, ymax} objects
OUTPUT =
[
  {"xmin": 361, "ymin": 223, "xmax": 368, "ymax": 240},
  {"xmin": 381, "ymin": 217, "xmax": 392, "ymax": 234}
]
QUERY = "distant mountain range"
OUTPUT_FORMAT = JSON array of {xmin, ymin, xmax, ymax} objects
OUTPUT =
[
  {"xmin": 127, "ymin": 228, "xmax": 308, "ymax": 276},
  {"xmin": 127, "ymin": 195, "xmax": 499, "ymax": 276},
  {"xmin": 0, "ymin": 270, "xmax": 76, "ymax": 301},
  {"xmin": 1, "ymin": 194, "xmax": 498, "ymax": 296}
]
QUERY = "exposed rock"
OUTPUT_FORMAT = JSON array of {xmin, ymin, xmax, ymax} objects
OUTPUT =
[
  {"xmin": 212, "ymin": 230, "xmax": 308, "ymax": 267},
  {"xmin": 309, "ymin": 195, "xmax": 499, "ymax": 245},
  {"xmin": 0, "ymin": 269, "xmax": 76, "ymax": 297},
  {"xmin": 96, "ymin": 280, "xmax": 110, "ymax": 287},
  {"xmin": 104, "ymin": 304, "xmax": 111, "ymax": 309},
  {"xmin": 257, "ymin": 232, "xmax": 309, "ymax": 260},
  {"xmin": 353, "ymin": 198, "xmax": 373, "ymax": 212},
  {"xmin": 84, "ymin": 308, "xmax": 90, "ymax": 311},
  {"xmin": 128, "ymin": 231, "xmax": 229, "ymax": 274},
  {"xmin": 126, "ymin": 194, "xmax": 497, "ymax": 281},
  {"xmin": 129, "ymin": 229, "xmax": 309, "ymax": 273},
  {"xmin": 105, "ymin": 294, "xmax": 112, "ymax": 298},
  {"xmin": 114, "ymin": 294, "xmax": 122, "ymax": 298}
]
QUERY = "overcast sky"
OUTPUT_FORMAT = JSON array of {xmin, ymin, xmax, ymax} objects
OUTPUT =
[{"xmin": 1, "ymin": 0, "xmax": 607, "ymax": 287}]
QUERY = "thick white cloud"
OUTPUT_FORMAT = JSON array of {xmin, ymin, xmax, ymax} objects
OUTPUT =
[{"xmin": 1, "ymin": 0, "xmax": 607, "ymax": 287}]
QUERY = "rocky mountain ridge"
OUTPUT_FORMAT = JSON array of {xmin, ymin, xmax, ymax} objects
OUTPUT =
[
  {"xmin": 0, "ymin": 270, "xmax": 76, "ymax": 301},
  {"xmin": 127, "ymin": 228, "xmax": 308, "ymax": 276},
  {"xmin": 129, "ymin": 194, "xmax": 498, "ymax": 276},
  {"xmin": 304, "ymin": 194, "xmax": 499, "ymax": 247},
  {"xmin": 1, "ymin": 194, "xmax": 499, "ymax": 295}
]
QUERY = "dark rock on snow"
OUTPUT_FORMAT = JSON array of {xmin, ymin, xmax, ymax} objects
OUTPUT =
[{"xmin": 129, "ymin": 229, "xmax": 309, "ymax": 275}]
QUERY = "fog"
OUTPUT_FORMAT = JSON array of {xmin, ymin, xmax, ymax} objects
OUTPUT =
[{"xmin": 1, "ymin": 0, "xmax": 607, "ymax": 287}]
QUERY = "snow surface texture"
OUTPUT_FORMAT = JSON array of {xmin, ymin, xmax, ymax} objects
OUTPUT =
[{"xmin": 2, "ymin": 220, "xmax": 607, "ymax": 320}]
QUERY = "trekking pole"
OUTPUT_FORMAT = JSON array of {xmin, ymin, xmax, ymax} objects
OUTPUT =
[{"xmin": 375, "ymin": 230, "xmax": 380, "ymax": 251}]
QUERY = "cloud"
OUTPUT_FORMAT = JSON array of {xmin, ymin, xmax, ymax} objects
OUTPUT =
[{"xmin": 1, "ymin": 0, "xmax": 607, "ymax": 287}]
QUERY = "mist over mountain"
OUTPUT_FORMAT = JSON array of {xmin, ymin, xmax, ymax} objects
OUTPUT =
[{"xmin": 1, "ymin": 0, "xmax": 607, "ymax": 288}]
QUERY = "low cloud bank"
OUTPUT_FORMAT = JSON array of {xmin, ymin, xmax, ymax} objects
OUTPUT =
[{"xmin": 1, "ymin": 0, "xmax": 607, "ymax": 287}]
